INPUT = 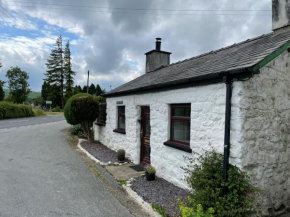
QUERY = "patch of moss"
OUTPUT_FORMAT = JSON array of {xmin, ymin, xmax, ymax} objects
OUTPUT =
[
  {"xmin": 117, "ymin": 180, "xmax": 127, "ymax": 185},
  {"xmin": 89, "ymin": 164, "xmax": 104, "ymax": 178}
]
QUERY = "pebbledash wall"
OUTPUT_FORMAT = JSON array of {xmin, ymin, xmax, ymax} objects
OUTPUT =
[
  {"xmin": 235, "ymin": 50, "xmax": 290, "ymax": 216},
  {"xmin": 94, "ymin": 50, "xmax": 290, "ymax": 215}
]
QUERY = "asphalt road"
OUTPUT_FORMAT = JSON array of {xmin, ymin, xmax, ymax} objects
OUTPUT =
[
  {"xmin": 0, "ymin": 115, "xmax": 65, "ymax": 129},
  {"xmin": 0, "ymin": 120, "xmax": 134, "ymax": 217}
]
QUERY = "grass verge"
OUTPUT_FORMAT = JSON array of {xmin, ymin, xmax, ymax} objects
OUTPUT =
[
  {"xmin": 45, "ymin": 111, "xmax": 64, "ymax": 115},
  {"xmin": 33, "ymin": 109, "xmax": 46, "ymax": 117}
]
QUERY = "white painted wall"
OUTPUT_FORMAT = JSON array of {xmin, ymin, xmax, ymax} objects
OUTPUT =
[
  {"xmin": 94, "ymin": 83, "xmax": 228, "ymax": 188},
  {"xmin": 235, "ymin": 50, "xmax": 290, "ymax": 216}
]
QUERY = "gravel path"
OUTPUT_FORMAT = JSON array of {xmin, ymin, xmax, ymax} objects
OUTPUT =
[
  {"xmin": 131, "ymin": 176, "xmax": 189, "ymax": 217},
  {"xmin": 81, "ymin": 141, "xmax": 119, "ymax": 163}
]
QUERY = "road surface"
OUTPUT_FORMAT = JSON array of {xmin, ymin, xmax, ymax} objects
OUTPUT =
[
  {"xmin": 0, "ymin": 118, "xmax": 135, "ymax": 217},
  {"xmin": 0, "ymin": 115, "xmax": 65, "ymax": 129}
]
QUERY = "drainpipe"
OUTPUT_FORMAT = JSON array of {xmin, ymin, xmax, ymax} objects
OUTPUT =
[{"xmin": 223, "ymin": 76, "xmax": 232, "ymax": 192}]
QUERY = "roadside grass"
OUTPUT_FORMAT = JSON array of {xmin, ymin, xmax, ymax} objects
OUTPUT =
[
  {"xmin": 152, "ymin": 204, "xmax": 170, "ymax": 217},
  {"xmin": 33, "ymin": 109, "xmax": 46, "ymax": 117},
  {"xmin": 89, "ymin": 164, "xmax": 104, "ymax": 178},
  {"xmin": 117, "ymin": 180, "xmax": 127, "ymax": 185},
  {"xmin": 45, "ymin": 111, "xmax": 64, "ymax": 115}
]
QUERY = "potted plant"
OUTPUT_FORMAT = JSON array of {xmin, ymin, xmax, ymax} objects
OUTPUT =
[
  {"xmin": 117, "ymin": 149, "xmax": 125, "ymax": 162},
  {"xmin": 145, "ymin": 165, "xmax": 156, "ymax": 181}
]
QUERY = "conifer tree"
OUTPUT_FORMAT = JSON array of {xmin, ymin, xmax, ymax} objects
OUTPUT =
[
  {"xmin": 89, "ymin": 84, "xmax": 96, "ymax": 95},
  {"xmin": 0, "ymin": 81, "xmax": 5, "ymax": 101},
  {"xmin": 64, "ymin": 40, "xmax": 75, "ymax": 100},
  {"xmin": 83, "ymin": 85, "xmax": 88, "ymax": 93},
  {"xmin": 96, "ymin": 84, "xmax": 105, "ymax": 96},
  {"xmin": 45, "ymin": 35, "xmax": 65, "ymax": 108}
]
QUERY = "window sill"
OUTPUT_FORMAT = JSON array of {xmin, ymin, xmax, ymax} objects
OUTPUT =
[
  {"xmin": 163, "ymin": 141, "xmax": 192, "ymax": 153},
  {"xmin": 113, "ymin": 129, "xmax": 126, "ymax": 134},
  {"xmin": 95, "ymin": 122, "xmax": 106, "ymax": 126}
]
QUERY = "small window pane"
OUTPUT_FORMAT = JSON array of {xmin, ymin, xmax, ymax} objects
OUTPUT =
[
  {"xmin": 118, "ymin": 115, "xmax": 125, "ymax": 129},
  {"xmin": 173, "ymin": 107, "xmax": 190, "ymax": 117},
  {"xmin": 119, "ymin": 106, "xmax": 125, "ymax": 114},
  {"xmin": 172, "ymin": 121, "xmax": 190, "ymax": 142}
]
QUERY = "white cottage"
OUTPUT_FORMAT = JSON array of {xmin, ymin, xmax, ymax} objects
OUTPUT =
[{"xmin": 95, "ymin": 1, "xmax": 290, "ymax": 215}]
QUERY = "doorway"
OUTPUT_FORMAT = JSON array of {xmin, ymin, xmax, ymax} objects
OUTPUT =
[{"xmin": 140, "ymin": 107, "xmax": 150, "ymax": 165}]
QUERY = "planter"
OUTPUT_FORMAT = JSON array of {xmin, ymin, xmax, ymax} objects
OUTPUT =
[{"xmin": 146, "ymin": 172, "xmax": 155, "ymax": 181}]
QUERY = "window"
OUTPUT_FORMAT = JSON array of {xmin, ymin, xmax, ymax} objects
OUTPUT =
[
  {"xmin": 164, "ymin": 104, "xmax": 192, "ymax": 153},
  {"xmin": 114, "ymin": 106, "xmax": 126, "ymax": 134}
]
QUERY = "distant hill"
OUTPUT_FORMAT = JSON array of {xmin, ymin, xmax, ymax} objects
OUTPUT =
[{"xmin": 4, "ymin": 89, "xmax": 41, "ymax": 100}]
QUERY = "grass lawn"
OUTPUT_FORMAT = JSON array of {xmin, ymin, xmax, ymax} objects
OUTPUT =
[{"xmin": 45, "ymin": 111, "xmax": 63, "ymax": 115}]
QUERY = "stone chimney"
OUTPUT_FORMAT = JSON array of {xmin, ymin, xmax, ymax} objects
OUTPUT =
[
  {"xmin": 272, "ymin": 0, "xmax": 290, "ymax": 34},
  {"xmin": 145, "ymin": 38, "xmax": 171, "ymax": 73}
]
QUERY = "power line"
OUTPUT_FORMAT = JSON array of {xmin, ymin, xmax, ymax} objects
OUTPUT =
[
  {"xmin": 0, "ymin": 4, "xmax": 51, "ymax": 46},
  {"xmin": 1, "ymin": 4, "xmax": 272, "ymax": 16},
  {"xmin": 2, "ymin": 0, "xmax": 271, "ymax": 15}
]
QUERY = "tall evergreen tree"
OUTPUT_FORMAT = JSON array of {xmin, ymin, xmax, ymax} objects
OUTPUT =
[
  {"xmin": 41, "ymin": 81, "xmax": 49, "ymax": 101},
  {"xmin": 64, "ymin": 40, "xmax": 75, "ymax": 100},
  {"xmin": 89, "ymin": 84, "xmax": 96, "ymax": 95},
  {"xmin": 0, "ymin": 81, "xmax": 5, "ymax": 101},
  {"xmin": 96, "ymin": 84, "xmax": 105, "ymax": 96},
  {"xmin": 45, "ymin": 35, "xmax": 65, "ymax": 108},
  {"xmin": 77, "ymin": 85, "xmax": 82, "ymax": 93},
  {"xmin": 82, "ymin": 85, "xmax": 88, "ymax": 93}
]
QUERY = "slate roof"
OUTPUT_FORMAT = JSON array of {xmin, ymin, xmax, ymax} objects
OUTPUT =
[{"xmin": 105, "ymin": 31, "xmax": 290, "ymax": 97}]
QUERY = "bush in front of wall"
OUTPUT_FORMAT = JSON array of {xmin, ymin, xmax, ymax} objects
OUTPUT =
[
  {"xmin": 145, "ymin": 165, "xmax": 156, "ymax": 181},
  {"xmin": 71, "ymin": 125, "xmax": 82, "ymax": 135},
  {"xmin": 117, "ymin": 149, "xmax": 125, "ymax": 162},
  {"xmin": 182, "ymin": 149, "xmax": 258, "ymax": 217},
  {"xmin": 179, "ymin": 198, "xmax": 214, "ymax": 217},
  {"xmin": 0, "ymin": 101, "xmax": 34, "ymax": 119},
  {"xmin": 70, "ymin": 95, "xmax": 99, "ymax": 141},
  {"xmin": 64, "ymin": 93, "xmax": 92, "ymax": 125}
]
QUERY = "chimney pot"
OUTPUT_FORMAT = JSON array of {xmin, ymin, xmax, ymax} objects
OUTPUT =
[{"xmin": 155, "ymin": 38, "xmax": 161, "ymax": 51}]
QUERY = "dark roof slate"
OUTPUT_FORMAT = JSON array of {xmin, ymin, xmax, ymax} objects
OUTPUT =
[{"xmin": 105, "ymin": 31, "xmax": 290, "ymax": 96}]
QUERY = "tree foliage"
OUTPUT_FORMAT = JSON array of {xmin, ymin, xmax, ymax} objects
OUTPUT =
[
  {"xmin": 89, "ymin": 84, "xmax": 96, "ymax": 95},
  {"xmin": 182, "ymin": 149, "xmax": 258, "ymax": 217},
  {"xmin": 64, "ymin": 40, "xmax": 75, "ymax": 100},
  {"xmin": 6, "ymin": 66, "xmax": 30, "ymax": 103},
  {"xmin": 0, "ymin": 81, "xmax": 5, "ymax": 101},
  {"xmin": 64, "ymin": 93, "xmax": 91, "ymax": 125},
  {"xmin": 71, "ymin": 96, "xmax": 99, "ymax": 141},
  {"xmin": 45, "ymin": 35, "xmax": 75, "ymax": 109}
]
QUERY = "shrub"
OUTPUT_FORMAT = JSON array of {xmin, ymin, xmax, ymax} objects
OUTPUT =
[
  {"xmin": 183, "ymin": 150, "xmax": 258, "ymax": 217},
  {"xmin": 117, "ymin": 149, "xmax": 125, "ymax": 161},
  {"xmin": 0, "ymin": 101, "xmax": 34, "ymax": 119},
  {"xmin": 71, "ymin": 96, "xmax": 99, "ymax": 141},
  {"xmin": 64, "ymin": 93, "xmax": 92, "ymax": 125},
  {"xmin": 51, "ymin": 106, "xmax": 61, "ymax": 112},
  {"xmin": 33, "ymin": 108, "xmax": 46, "ymax": 117},
  {"xmin": 71, "ymin": 125, "xmax": 82, "ymax": 135},
  {"xmin": 179, "ymin": 197, "xmax": 214, "ymax": 217},
  {"xmin": 145, "ymin": 165, "xmax": 156, "ymax": 174}
]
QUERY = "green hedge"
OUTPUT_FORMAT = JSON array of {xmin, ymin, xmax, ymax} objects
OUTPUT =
[
  {"xmin": 0, "ymin": 102, "xmax": 34, "ymax": 119},
  {"xmin": 64, "ymin": 93, "xmax": 92, "ymax": 125}
]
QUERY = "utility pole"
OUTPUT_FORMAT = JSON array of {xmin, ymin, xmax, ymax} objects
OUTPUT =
[{"xmin": 87, "ymin": 70, "xmax": 89, "ymax": 94}]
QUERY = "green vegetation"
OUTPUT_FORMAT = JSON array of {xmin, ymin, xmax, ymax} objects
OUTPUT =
[
  {"xmin": 117, "ymin": 149, "xmax": 125, "ymax": 161},
  {"xmin": 0, "ymin": 102, "xmax": 34, "ymax": 119},
  {"xmin": 70, "ymin": 95, "xmax": 99, "ymax": 141},
  {"xmin": 70, "ymin": 125, "xmax": 82, "ymax": 135},
  {"xmin": 182, "ymin": 150, "xmax": 258, "ymax": 217},
  {"xmin": 6, "ymin": 66, "xmax": 30, "ymax": 104},
  {"xmin": 3, "ymin": 89, "xmax": 41, "ymax": 101},
  {"xmin": 152, "ymin": 204, "xmax": 170, "ymax": 217},
  {"xmin": 0, "ymin": 81, "xmax": 5, "ymax": 101},
  {"xmin": 88, "ymin": 164, "xmax": 104, "ymax": 178},
  {"xmin": 64, "ymin": 93, "xmax": 91, "ymax": 125},
  {"xmin": 179, "ymin": 198, "xmax": 214, "ymax": 217},
  {"xmin": 33, "ymin": 109, "xmax": 46, "ymax": 117},
  {"xmin": 117, "ymin": 180, "xmax": 127, "ymax": 185},
  {"xmin": 145, "ymin": 165, "xmax": 156, "ymax": 174}
]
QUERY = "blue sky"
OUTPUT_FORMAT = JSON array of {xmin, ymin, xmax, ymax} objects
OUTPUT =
[{"xmin": 0, "ymin": 0, "xmax": 272, "ymax": 92}]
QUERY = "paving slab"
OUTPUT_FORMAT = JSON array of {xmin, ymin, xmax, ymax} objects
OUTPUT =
[{"xmin": 106, "ymin": 164, "xmax": 144, "ymax": 180}]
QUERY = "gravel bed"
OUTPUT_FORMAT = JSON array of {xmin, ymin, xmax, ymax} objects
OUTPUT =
[
  {"xmin": 81, "ymin": 141, "xmax": 118, "ymax": 163},
  {"xmin": 131, "ymin": 176, "xmax": 189, "ymax": 217}
]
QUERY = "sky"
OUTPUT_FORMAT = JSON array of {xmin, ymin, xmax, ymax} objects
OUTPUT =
[{"xmin": 0, "ymin": 0, "xmax": 272, "ymax": 92}]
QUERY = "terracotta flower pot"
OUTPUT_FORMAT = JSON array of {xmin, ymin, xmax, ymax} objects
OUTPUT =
[{"xmin": 145, "ymin": 172, "xmax": 155, "ymax": 181}]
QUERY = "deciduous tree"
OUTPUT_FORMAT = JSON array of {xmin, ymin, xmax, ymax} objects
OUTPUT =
[
  {"xmin": 6, "ymin": 66, "xmax": 30, "ymax": 103},
  {"xmin": 0, "ymin": 81, "xmax": 5, "ymax": 101}
]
